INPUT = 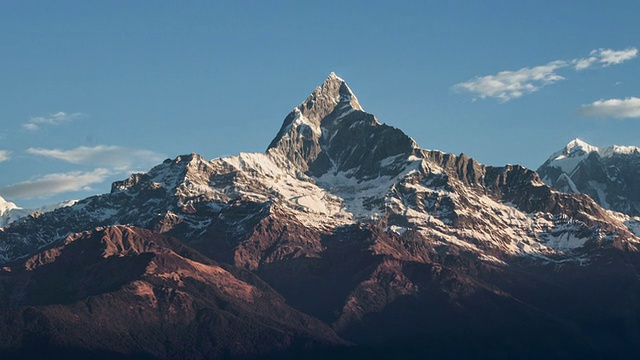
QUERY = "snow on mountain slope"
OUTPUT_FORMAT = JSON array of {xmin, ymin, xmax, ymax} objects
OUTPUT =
[
  {"xmin": 538, "ymin": 138, "xmax": 640, "ymax": 216},
  {"xmin": 0, "ymin": 196, "xmax": 24, "ymax": 228},
  {"xmin": 0, "ymin": 74, "xmax": 637, "ymax": 266},
  {"xmin": 543, "ymin": 138, "xmax": 639, "ymax": 176},
  {"xmin": 544, "ymin": 139, "xmax": 600, "ymax": 175},
  {"xmin": 0, "ymin": 196, "xmax": 17, "ymax": 214},
  {"xmin": 0, "ymin": 195, "xmax": 78, "ymax": 229}
]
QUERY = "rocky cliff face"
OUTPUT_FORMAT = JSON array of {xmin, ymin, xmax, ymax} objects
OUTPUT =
[{"xmin": 1, "ymin": 74, "xmax": 640, "ymax": 358}]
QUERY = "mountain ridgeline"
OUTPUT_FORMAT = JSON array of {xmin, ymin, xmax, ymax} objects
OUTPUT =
[
  {"xmin": 1, "ymin": 73, "xmax": 640, "ymax": 359},
  {"xmin": 538, "ymin": 138, "xmax": 640, "ymax": 216}
]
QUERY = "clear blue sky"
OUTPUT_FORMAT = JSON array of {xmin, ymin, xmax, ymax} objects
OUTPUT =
[{"xmin": 1, "ymin": 1, "xmax": 639, "ymax": 208}]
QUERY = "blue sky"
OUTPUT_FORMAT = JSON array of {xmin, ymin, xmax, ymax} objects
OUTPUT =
[{"xmin": 1, "ymin": 1, "xmax": 639, "ymax": 208}]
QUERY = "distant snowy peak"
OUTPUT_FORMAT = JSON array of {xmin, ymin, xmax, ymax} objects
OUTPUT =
[
  {"xmin": 600, "ymin": 144, "xmax": 640, "ymax": 157},
  {"xmin": 539, "ymin": 139, "xmax": 640, "ymax": 216},
  {"xmin": 562, "ymin": 138, "xmax": 599, "ymax": 158},
  {"xmin": 0, "ymin": 196, "xmax": 77, "ymax": 228},
  {"xmin": 544, "ymin": 139, "xmax": 600, "ymax": 176},
  {"xmin": 544, "ymin": 138, "xmax": 640, "ymax": 175},
  {"xmin": 550, "ymin": 138, "xmax": 640, "ymax": 162},
  {"xmin": 2, "ymin": 73, "xmax": 637, "ymax": 266},
  {"xmin": 0, "ymin": 195, "xmax": 23, "ymax": 228},
  {"xmin": 0, "ymin": 195, "xmax": 18, "ymax": 215}
]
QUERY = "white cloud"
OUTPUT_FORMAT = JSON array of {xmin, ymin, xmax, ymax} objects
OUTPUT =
[
  {"xmin": 574, "ymin": 48, "xmax": 638, "ymax": 70},
  {"xmin": 0, "ymin": 168, "xmax": 111, "ymax": 199},
  {"xmin": 454, "ymin": 61, "xmax": 567, "ymax": 102},
  {"xmin": 27, "ymin": 145, "xmax": 165, "ymax": 171},
  {"xmin": 595, "ymin": 48, "xmax": 638, "ymax": 66},
  {"xmin": 23, "ymin": 112, "xmax": 84, "ymax": 131},
  {"xmin": 0, "ymin": 150, "xmax": 10, "ymax": 163},
  {"xmin": 455, "ymin": 47, "xmax": 637, "ymax": 101},
  {"xmin": 578, "ymin": 97, "xmax": 640, "ymax": 119},
  {"xmin": 4, "ymin": 145, "xmax": 166, "ymax": 201},
  {"xmin": 574, "ymin": 56, "xmax": 598, "ymax": 71}
]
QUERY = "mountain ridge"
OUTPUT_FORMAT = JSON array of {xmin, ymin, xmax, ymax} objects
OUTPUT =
[
  {"xmin": 538, "ymin": 138, "xmax": 640, "ymax": 216},
  {"xmin": 1, "ymin": 73, "xmax": 640, "ymax": 358}
]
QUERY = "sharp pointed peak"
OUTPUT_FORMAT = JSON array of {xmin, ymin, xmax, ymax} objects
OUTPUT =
[
  {"xmin": 268, "ymin": 74, "xmax": 366, "ymax": 152},
  {"xmin": 327, "ymin": 71, "xmax": 340, "ymax": 79},
  {"xmin": 0, "ymin": 195, "xmax": 19, "ymax": 214},
  {"xmin": 308, "ymin": 72, "xmax": 362, "ymax": 112},
  {"xmin": 325, "ymin": 71, "xmax": 345, "ymax": 83},
  {"xmin": 562, "ymin": 138, "xmax": 640, "ymax": 158},
  {"xmin": 565, "ymin": 138, "xmax": 598, "ymax": 153}
]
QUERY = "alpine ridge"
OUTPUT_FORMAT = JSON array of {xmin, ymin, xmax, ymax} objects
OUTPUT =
[
  {"xmin": 0, "ymin": 196, "xmax": 21, "ymax": 228},
  {"xmin": 0, "ymin": 196, "xmax": 76, "ymax": 229},
  {"xmin": 538, "ymin": 138, "xmax": 640, "ymax": 216},
  {"xmin": 1, "ymin": 74, "xmax": 640, "ymax": 358}
]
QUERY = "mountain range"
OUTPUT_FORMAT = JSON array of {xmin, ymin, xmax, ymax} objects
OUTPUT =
[
  {"xmin": 1, "ymin": 73, "xmax": 640, "ymax": 359},
  {"xmin": 0, "ymin": 196, "xmax": 76, "ymax": 229}
]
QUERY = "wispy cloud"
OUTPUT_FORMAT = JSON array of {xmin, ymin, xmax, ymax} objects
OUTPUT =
[
  {"xmin": 7, "ymin": 145, "xmax": 166, "ymax": 200},
  {"xmin": 454, "ymin": 47, "xmax": 637, "ymax": 102},
  {"xmin": 0, "ymin": 168, "xmax": 111, "ymax": 199},
  {"xmin": 23, "ymin": 112, "xmax": 85, "ymax": 131},
  {"xmin": 0, "ymin": 150, "xmax": 10, "ymax": 163},
  {"xmin": 454, "ymin": 61, "xmax": 567, "ymax": 102},
  {"xmin": 578, "ymin": 97, "xmax": 640, "ymax": 119},
  {"xmin": 27, "ymin": 145, "xmax": 165, "ymax": 172},
  {"xmin": 574, "ymin": 48, "xmax": 638, "ymax": 70}
]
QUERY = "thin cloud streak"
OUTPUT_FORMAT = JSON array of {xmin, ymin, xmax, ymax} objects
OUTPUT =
[
  {"xmin": 0, "ymin": 168, "xmax": 111, "ymax": 200},
  {"xmin": 574, "ymin": 48, "xmax": 638, "ymax": 70},
  {"xmin": 7, "ymin": 145, "xmax": 166, "ymax": 201},
  {"xmin": 454, "ymin": 61, "xmax": 567, "ymax": 102},
  {"xmin": 454, "ymin": 47, "xmax": 637, "ymax": 101},
  {"xmin": 23, "ymin": 112, "xmax": 85, "ymax": 131},
  {"xmin": 579, "ymin": 97, "xmax": 640, "ymax": 119},
  {"xmin": 27, "ymin": 145, "xmax": 165, "ymax": 171}
]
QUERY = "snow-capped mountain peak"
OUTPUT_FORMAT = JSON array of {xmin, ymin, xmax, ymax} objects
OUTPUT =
[
  {"xmin": 539, "ymin": 139, "xmax": 640, "ymax": 216},
  {"xmin": 548, "ymin": 138, "xmax": 640, "ymax": 166},
  {"xmin": 563, "ymin": 138, "xmax": 599, "ymax": 156},
  {"xmin": 321, "ymin": 71, "xmax": 363, "ymax": 112},
  {"xmin": 0, "ymin": 195, "xmax": 18, "ymax": 215},
  {"xmin": 266, "ymin": 72, "xmax": 417, "ymax": 180},
  {"xmin": 599, "ymin": 144, "xmax": 640, "ymax": 158},
  {"xmin": 0, "ymin": 195, "xmax": 79, "ymax": 228},
  {"xmin": 1, "ymin": 74, "xmax": 638, "ymax": 267},
  {"xmin": 542, "ymin": 138, "xmax": 599, "ymax": 176}
]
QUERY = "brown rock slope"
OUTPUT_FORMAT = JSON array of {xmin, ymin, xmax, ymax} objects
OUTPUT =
[{"xmin": 0, "ymin": 226, "xmax": 345, "ymax": 359}]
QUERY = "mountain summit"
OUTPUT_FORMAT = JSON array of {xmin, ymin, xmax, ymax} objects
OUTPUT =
[
  {"xmin": 0, "ymin": 195, "xmax": 25, "ymax": 228},
  {"xmin": 267, "ymin": 72, "xmax": 417, "ymax": 178},
  {"xmin": 538, "ymin": 138, "xmax": 640, "ymax": 215},
  {"xmin": 1, "ymin": 74, "xmax": 636, "ymax": 262},
  {"xmin": 0, "ymin": 195, "xmax": 18, "ymax": 215},
  {"xmin": 1, "ymin": 74, "xmax": 640, "ymax": 358}
]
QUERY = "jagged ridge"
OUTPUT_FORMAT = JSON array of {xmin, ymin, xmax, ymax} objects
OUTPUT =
[
  {"xmin": 1, "ymin": 73, "xmax": 640, "ymax": 358},
  {"xmin": 539, "ymin": 138, "xmax": 640, "ymax": 216}
]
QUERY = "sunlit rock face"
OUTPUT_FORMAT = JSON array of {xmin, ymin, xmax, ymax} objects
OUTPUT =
[{"xmin": 1, "ymin": 74, "xmax": 640, "ymax": 359}]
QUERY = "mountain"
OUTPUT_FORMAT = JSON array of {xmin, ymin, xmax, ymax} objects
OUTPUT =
[
  {"xmin": 1, "ymin": 73, "xmax": 640, "ymax": 358},
  {"xmin": 0, "ymin": 225, "xmax": 344, "ymax": 359},
  {"xmin": 538, "ymin": 138, "xmax": 640, "ymax": 216},
  {"xmin": 0, "ymin": 196, "xmax": 76, "ymax": 229},
  {"xmin": 0, "ymin": 196, "xmax": 25, "ymax": 228}
]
